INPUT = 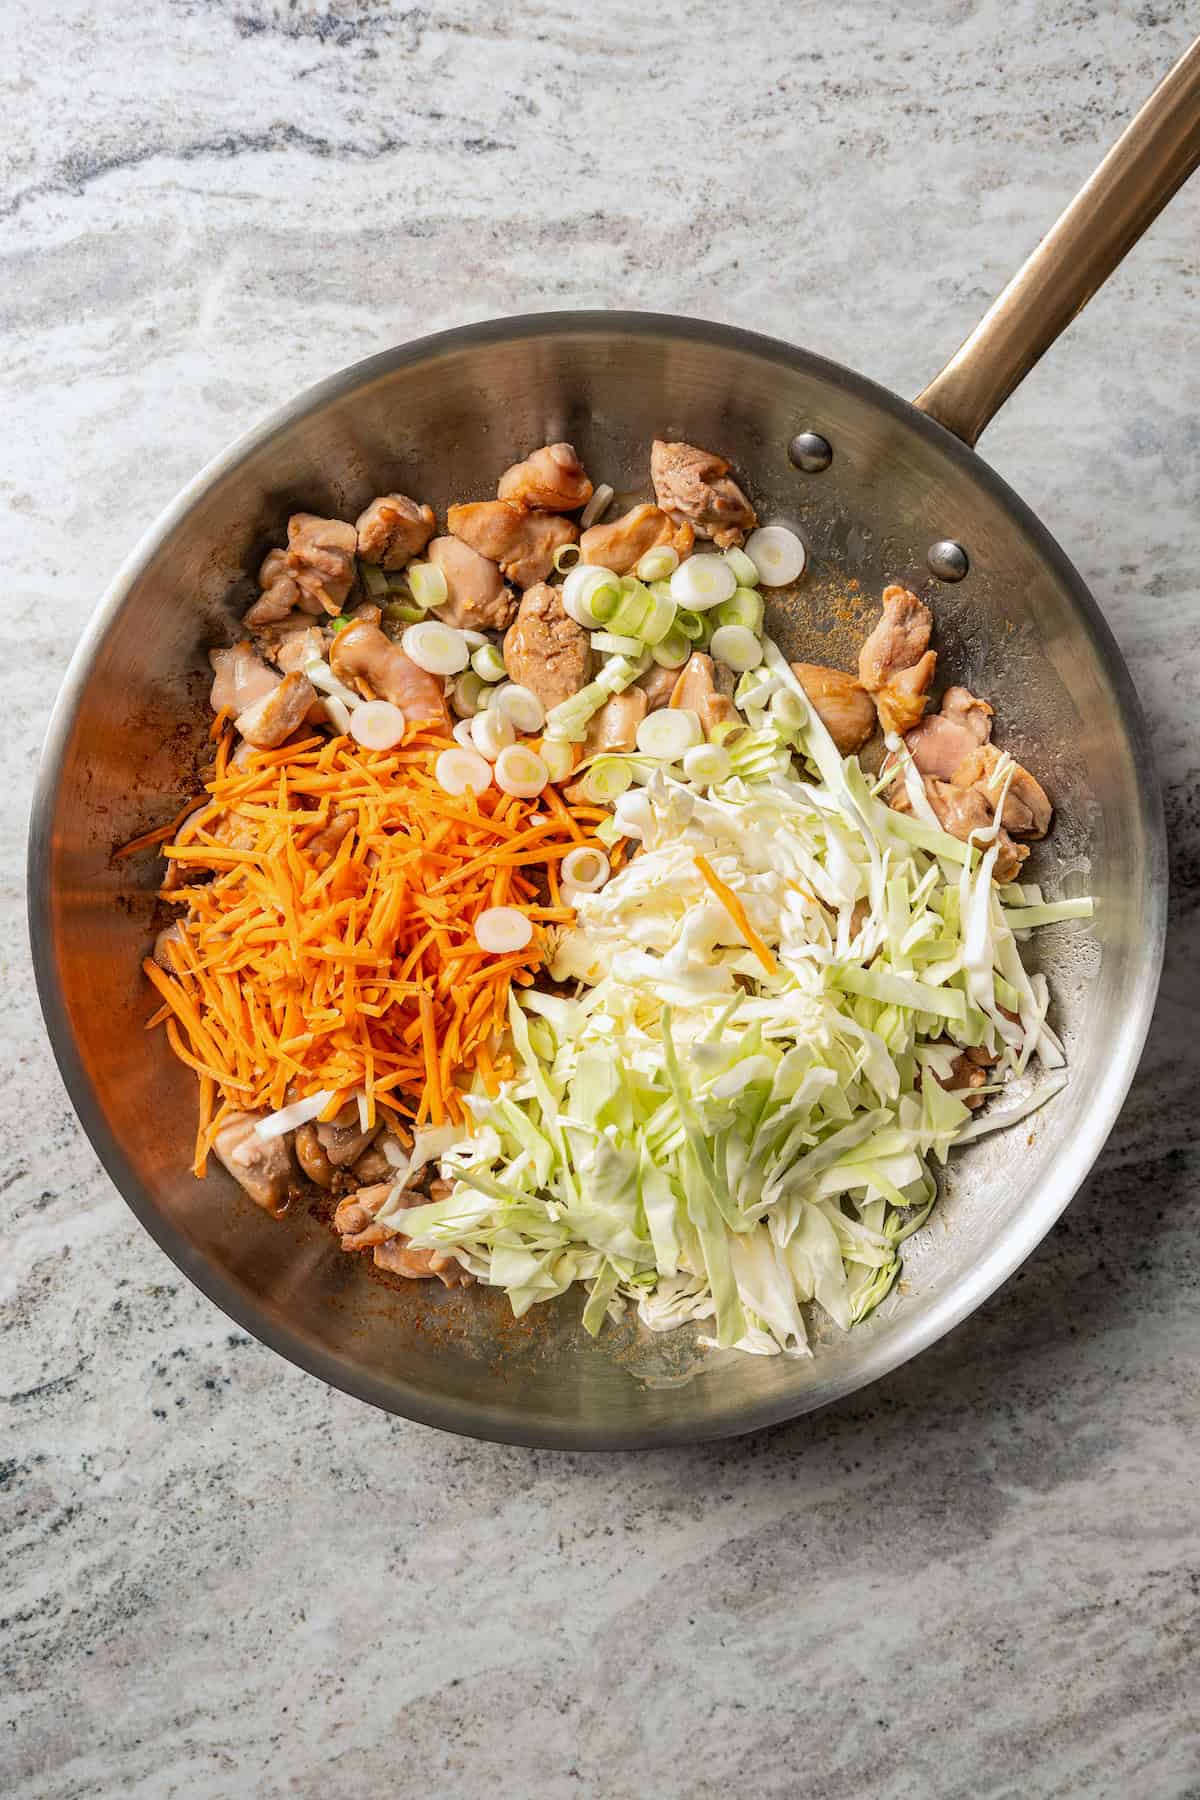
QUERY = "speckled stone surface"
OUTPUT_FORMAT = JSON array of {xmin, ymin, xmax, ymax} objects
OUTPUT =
[{"xmin": 4, "ymin": 4, "xmax": 1199, "ymax": 1796}]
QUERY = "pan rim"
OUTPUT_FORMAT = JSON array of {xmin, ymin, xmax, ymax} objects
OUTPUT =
[{"xmin": 27, "ymin": 309, "xmax": 1168, "ymax": 1449}]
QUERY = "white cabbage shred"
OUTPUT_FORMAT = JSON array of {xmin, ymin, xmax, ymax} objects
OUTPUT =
[{"xmin": 395, "ymin": 641, "xmax": 1092, "ymax": 1357}]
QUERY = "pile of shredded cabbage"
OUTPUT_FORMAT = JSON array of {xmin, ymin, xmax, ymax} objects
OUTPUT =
[{"xmin": 388, "ymin": 644, "xmax": 1091, "ymax": 1357}]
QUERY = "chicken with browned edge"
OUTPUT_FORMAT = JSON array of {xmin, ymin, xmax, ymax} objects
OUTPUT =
[
  {"xmin": 650, "ymin": 440, "xmax": 757, "ymax": 548},
  {"xmin": 447, "ymin": 501, "xmax": 577, "ymax": 589},
  {"xmin": 580, "ymin": 503, "xmax": 694, "ymax": 574},
  {"xmin": 246, "ymin": 514, "xmax": 357, "ymax": 626},
  {"xmin": 791, "ymin": 663, "xmax": 876, "ymax": 755},
  {"xmin": 330, "ymin": 621, "xmax": 450, "ymax": 729},
  {"xmin": 212, "ymin": 1113, "xmax": 295, "ymax": 1214},
  {"xmin": 355, "ymin": 494, "xmax": 436, "ymax": 569},
  {"xmin": 427, "ymin": 535, "xmax": 516, "ymax": 632},
  {"xmin": 670, "ymin": 652, "xmax": 737, "ymax": 737},
  {"xmin": 503, "ymin": 582, "xmax": 593, "ymax": 712},
  {"xmin": 858, "ymin": 585, "xmax": 937, "ymax": 735},
  {"xmin": 498, "ymin": 443, "xmax": 593, "ymax": 512}
]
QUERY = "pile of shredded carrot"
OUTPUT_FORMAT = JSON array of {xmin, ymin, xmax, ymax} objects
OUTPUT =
[{"xmin": 140, "ymin": 723, "xmax": 612, "ymax": 1175}]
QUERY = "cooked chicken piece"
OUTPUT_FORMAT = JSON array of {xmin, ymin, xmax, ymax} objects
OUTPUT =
[
  {"xmin": 330, "ymin": 621, "xmax": 450, "ymax": 729},
  {"xmin": 934, "ymin": 1044, "xmax": 996, "ymax": 1111},
  {"xmin": 952, "ymin": 743, "xmax": 1052, "ymax": 839},
  {"xmin": 348, "ymin": 600, "xmax": 382, "ymax": 625},
  {"xmin": 372, "ymin": 1181, "xmax": 472, "ymax": 1286},
  {"xmin": 246, "ymin": 514, "xmax": 358, "ymax": 626},
  {"xmin": 579, "ymin": 503, "xmax": 694, "ymax": 575},
  {"xmin": 941, "ymin": 685, "xmax": 993, "ymax": 745},
  {"xmin": 447, "ymin": 501, "xmax": 578, "ymax": 589},
  {"xmin": 426, "ymin": 535, "xmax": 516, "ymax": 632},
  {"xmin": 637, "ymin": 664, "xmax": 680, "ymax": 711},
  {"xmin": 875, "ymin": 651, "xmax": 938, "ymax": 735},
  {"xmin": 316, "ymin": 1101, "xmax": 380, "ymax": 1169},
  {"xmin": 209, "ymin": 641, "xmax": 279, "ymax": 718},
  {"xmin": 503, "ymin": 582, "xmax": 592, "ymax": 712},
  {"xmin": 903, "ymin": 706, "xmax": 986, "ymax": 780},
  {"xmin": 790, "ymin": 662, "xmax": 876, "ymax": 754},
  {"xmin": 650, "ymin": 440, "xmax": 757, "ymax": 548},
  {"xmin": 212, "ymin": 1112, "xmax": 294, "ymax": 1214},
  {"xmin": 585, "ymin": 688, "xmax": 648, "ymax": 755},
  {"xmin": 152, "ymin": 922, "xmax": 187, "ymax": 970},
  {"xmin": 334, "ymin": 1182, "xmax": 393, "ymax": 1251},
  {"xmin": 161, "ymin": 803, "xmax": 257, "ymax": 889},
  {"xmin": 355, "ymin": 494, "xmax": 435, "ymax": 569},
  {"xmin": 498, "ymin": 443, "xmax": 593, "ymax": 512},
  {"xmin": 235, "ymin": 671, "xmax": 317, "ymax": 749},
  {"xmin": 921, "ymin": 778, "xmax": 1028, "ymax": 883},
  {"xmin": 858, "ymin": 585, "xmax": 933, "ymax": 691},
  {"xmin": 350, "ymin": 1141, "xmax": 396, "ymax": 1185},
  {"xmin": 670, "ymin": 652, "xmax": 737, "ymax": 737},
  {"xmin": 295, "ymin": 1122, "xmax": 336, "ymax": 1190},
  {"xmin": 272, "ymin": 624, "xmax": 327, "ymax": 678},
  {"xmin": 303, "ymin": 809, "xmax": 355, "ymax": 860}
]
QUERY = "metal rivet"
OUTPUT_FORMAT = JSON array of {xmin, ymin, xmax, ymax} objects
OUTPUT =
[
  {"xmin": 928, "ymin": 540, "xmax": 969, "ymax": 582},
  {"xmin": 788, "ymin": 431, "xmax": 833, "ymax": 473}
]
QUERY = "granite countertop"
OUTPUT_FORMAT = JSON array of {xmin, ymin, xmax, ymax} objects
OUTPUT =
[{"xmin": 4, "ymin": 4, "xmax": 1198, "ymax": 1796}]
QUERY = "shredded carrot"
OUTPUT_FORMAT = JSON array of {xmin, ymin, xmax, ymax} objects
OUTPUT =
[
  {"xmin": 144, "ymin": 737, "xmax": 601, "ymax": 1134},
  {"xmin": 693, "ymin": 853, "xmax": 778, "ymax": 976}
]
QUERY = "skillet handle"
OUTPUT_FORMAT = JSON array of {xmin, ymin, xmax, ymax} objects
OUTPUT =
[{"xmin": 913, "ymin": 36, "xmax": 1200, "ymax": 447}]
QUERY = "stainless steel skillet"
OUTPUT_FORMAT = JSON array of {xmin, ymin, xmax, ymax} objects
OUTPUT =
[{"xmin": 28, "ymin": 42, "xmax": 1198, "ymax": 1446}]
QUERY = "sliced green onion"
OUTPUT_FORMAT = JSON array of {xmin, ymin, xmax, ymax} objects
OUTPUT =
[
  {"xmin": 562, "ymin": 846, "xmax": 610, "ymax": 892},
  {"xmin": 470, "ymin": 708, "xmax": 516, "ymax": 760},
  {"xmin": 330, "ymin": 614, "xmax": 353, "ymax": 635},
  {"xmin": 635, "ymin": 545, "xmax": 680, "ymax": 583},
  {"xmin": 493, "ymin": 682, "xmax": 546, "ymax": 734},
  {"xmin": 714, "ymin": 586, "xmax": 764, "ymax": 633},
  {"xmin": 460, "ymin": 628, "xmax": 489, "ymax": 649},
  {"xmin": 595, "ymin": 653, "xmax": 650, "ymax": 697},
  {"xmin": 544, "ymin": 680, "xmax": 610, "ymax": 743},
  {"xmin": 636, "ymin": 586, "xmax": 677, "ymax": 646},
  {"xmin": 682, "ymin": 743, "xmax": 732, "ymax": 786},
  {"xmin": 553, "ymin": 542, "xmax": 582, "ymax": 574},
  {"xmin": 709, "ymin": 624, "xmax": 764, "ymax": 672},
  {"xmin": 494, "ymin": 744, "xmax": 549, "ymax": 798},
  {"xmin": 636, "ymin": 708, "xmax": 703, "ymax": 760},
  {"xmin": 539, "ymin": 739, "xmax": 575, "ymax": 783},
  {"xmin": 745, "ymin": 525, "xmax": 806, "ymax": 587},
  {"xmin": 669, "ymin": 554, "xmax": 737, "ymax": 612},
  {"xmin": 591, "ymin": 630, "xmax": 644, "ymax": 657},
  {"xmin": 606, "ymin": 577, "xmax": 653, "ymax": 637},
  {"xmin": 722, "ymin": 545, "xmax": 760, "ymax": 587},
  {"xmin": 407, "ymin": 561, "xmax": 448, "ymax": 611},
  {"xmin": 769, "ymin": 687, "xmax": 806, "ymax": 731},
  {"xmin": 359, "ymin": 562, "xmax": 389, "ymax": 598},
  {"xmin": 675, "ymin": 607, "xmax": 706, "ymax": 641},
  {"xmin": 563, "ymin": 564, "xmax": 621, "ymax": 628},
  {"xmin": 451, "ymin": 670, "xmax": 488, "ymax": 717},
  {"xmin": 435, "ymin": 746, "xmax": 492, "ymax": 796},
  {"xmin": 651, "ymin": 628, "xmax": 691, "ymax": 669},
  {"xmin": 579, "ymin": 482, "xmax": 615, "ymax": 530},
  {"xmin": 471, "ymin": 643, "xmax": 507, "ymax": 683},
  {"xmin": 580, "ymin": 758, "xmax": 634, "ymax": 803},
  {"xmin": 402, "ymin": 620, "xmax": 470, "ymax": 675},
  {"xmin": 383, "ymin": 601, "xmax": 423, "ymax": 624}
]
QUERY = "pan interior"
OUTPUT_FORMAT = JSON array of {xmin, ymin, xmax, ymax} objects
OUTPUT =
[{"xmin": 31, "ymin": 317, "xmax": 1162, "ymax": 1446}]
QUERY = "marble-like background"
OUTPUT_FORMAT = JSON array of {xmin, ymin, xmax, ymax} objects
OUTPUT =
[{"xmin": 4, "ymin": 3, "xmax": 1199, "ymax": 1795}]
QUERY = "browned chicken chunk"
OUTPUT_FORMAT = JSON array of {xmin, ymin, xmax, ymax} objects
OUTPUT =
[
  {"xmin": 952, "ymin": 743, "xmax": 1052, "ymax": 839},
  {"xmin": 934, "ymin": 1044, "xmax": 996, "ymax": 1111},
  {"xmin": 334, "ymin": 1182, "xmax": 393, "ymax": 1251},
  {"xmin": 235, "ymin": 671, "xmax": 317, "ymax": 749},
  {"xmin": 316, "ymin": 1100, "xmax": 380, "ymax": 1169},
  {"xmin": 152, "ymin": 922, "xmax": 187, "ymax": 970},
  {"xmin": 858, "ymin": 586, "xmax": 938, "ymax": 735},
  {"xmin": 941, "ymin": 685, "xmax": 993, "ymax": 744},
  {"xmin": 447, "ymin": 501, "xmax": 578, "ymax": 590},
  {"xmin": 790, "ymin": 662, "xmax": 876, "ymax": 754},
  {"xmin": 271, "ymin": 624, "xmax": 327, "ymax": 678},
  {"xmin": 650, "ymin": 440, "xmax": 757, "ymax": 548},
  {"xmin": 896, "ymin": 776, "xmax": 1027, "ymax": 883},
  {"xmin": 209, "ymin": 641, "xmax": 278, "ymax": 718},
  {"xmin": 637, "ymin": 664, "xmax": 680, "ymax": 711},
  {"xmin": 212, "ymin": 1113, "xmax": 294, "ymax": 1214},
  {"xmin": 426, "ymin": 535, "xmax": 516, "ymax": 632},
  {"xmin": 903, "ymin": 706, "xmax": 988, "ymax": 780},
  {"xmin": 579, "ymin": 503, "xmax": 694, "ymax": 575},
  {"xmin": 498, "ymin": 442, "xmax": 593, "ymax": 512},
  {"xmin": 246, "ymin": 514, "xmax": 358, "ymax": 625},
  {"xmin": 295, "ymin": 1122, "xmax": 335, "ymax": 1190},
  {"xmin": 355, "ymin": 494, "xmax": 435, "ymax": 569},
  {"xmin": 584, "ymin": 688, "xmax": 648, "ymax": 755},
  {"xmin": 372, "ymin": 1182, "xmax": 472, "ymax": 1286},
  {"xmin": 330, "ymin": 621, "xmax": 450, "ymax": 729},
  {"xmin": 303, "ymin": 808, "xmax": 355, "ymax": 860},
  {"xmin": 670, "ymin": 653, "xmax": 737, "ymax": 738},
  {"xmin": 503, "ymin": 582, "xmax": 592, "ymax": 712}
]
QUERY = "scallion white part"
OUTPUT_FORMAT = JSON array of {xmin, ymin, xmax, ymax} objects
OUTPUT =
[
  {"xmin": 722, "ymin": 545, "xmax": 760, "ymax": 587},
  {"xmin": 435, "ymin": 746, "xmax": 493, "ymax": 796},
  {"xmin": 402, "ymin": 621, "xmax": 471, "ymax": 676},
  {"xmin": 635, "ymin": 544, "xmax": 680, "ymax": 583},
  {"xmin": 682, "ymin": 742, "xmax": 732, "ymax": 786},
  {"xmin": 253, "ymin": 1089, "xmax": 335, "ymax": 1141},
  {"xmin": 349, "ymin": 699, "xmax": 407, "ymax": 751},
  {"xmin": 470, "ymin": 708, "xmax": 516, "ymax": 761},
  {"xmin": 471, "ymin": 643, "xmax": 507, "ymax": 684},
  {"xmin": 492, "ymin": 683, "xmax": 546, "ymax": 733},
  {"xmin": 635, "ymin": 708, "xmax": 703, "ymax": 760},
  {"xmin": 494, "ymin": 744, "xmax": 549, "ymax": 798},
  {"xmin": 580, "ymin": 758, "xmax": 634, "ymax": 803},
  {"xmin": 562, "ymin": 564, "xmax": 620, "ymax": 629},
  {"xmin": 744, "ymin": 525, "xmax": 806, "ymax": 586},
  {"xmin": 591, "ymin": 631, "xmax": 644, "ymax": 658},
  {"xmin": 709, "ymin": 623, "xmax": 764, "ymax": 672},
  {"xmin": 452, "ymin": 718, "xmax": 476, "ymax": 748},
  {"xmin": 562, "ymin": 847, "xmax": 610, "ymax": 892},
  {"xmin": 452, "ymin": 670, "xmax": 488, "ymax": 717},
  {"xmin": 669, "ymin": 554, "xmax": 737, "ymax": 611},
  {"xmin": 324, "ymin": 695, "xmax": 353, "ymax": 735},
  {"xmin": 407, "ymin": 561, "xmax": 448, "ymax": 611},
  {"xmin": 553, "ymin": 542, "xmax": 582, "ymax": 574},
  {"xmin": 304, "ymin": 657, "xmax": 361, "ymax": 709},
  {"xmin": 539, "ymin": 739, "xmax": 575, "ymax": 783},
  {"xmin": 475, "ymin": 906, "xmax": 534, "ymax": 954},
  {"xmin": 651, "ymin": 629, "xmax": 691, "ymax": 669},
  {"xmin": 579, "ymin": 483, "xmax": 615, "ymax": 530},
  {"xmin": 714, "ymin": 586, "xmax": 765, "ymax": 633}
]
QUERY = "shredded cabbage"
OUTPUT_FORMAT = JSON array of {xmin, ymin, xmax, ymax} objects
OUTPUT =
[{"xmin": 398, "ymin": 642, "xmax": 1093, "ymax": 1358}]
